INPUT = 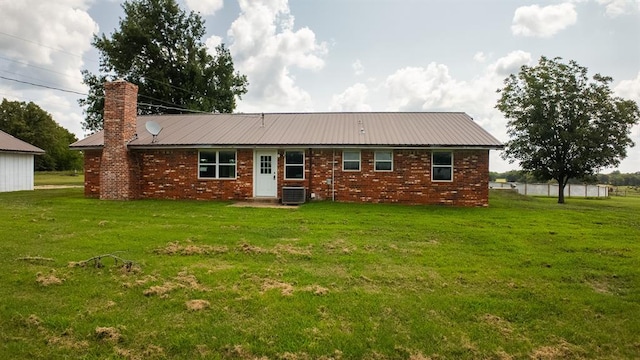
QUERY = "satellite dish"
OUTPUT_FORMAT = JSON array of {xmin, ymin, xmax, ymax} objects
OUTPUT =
[{"xmin": 145, "ymin": 121, "xmax": 162, "ymax": 143}]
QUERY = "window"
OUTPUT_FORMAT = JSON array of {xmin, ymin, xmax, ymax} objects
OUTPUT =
[
  {"xmin": 343, "ymin": 150, "xmax": 361, "ymax": 171},
  {"xmin": 374, "ymin": 151, "xmax": 393, "ymax": 171},
  {"xmin": 432, "ymin": 151, "xmax": 453, "ymax": 181},
  {"xmin": 199, "ymin": 150, "xmax": 236, "ymax": 179},
  {"xmin": 285, "ymin": 150, "xmax": 304, "ymax": 179}
]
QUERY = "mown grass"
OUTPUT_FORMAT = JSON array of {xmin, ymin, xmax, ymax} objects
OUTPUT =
[
  {"xmin": 34, "ymin": 171, "xmax": 84, "ymax": 186},
  {"xmin": 0, "ymin": 189, "xmax": 638, "ymax": 359}
]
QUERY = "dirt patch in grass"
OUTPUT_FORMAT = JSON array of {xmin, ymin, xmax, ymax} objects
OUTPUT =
[
  {"xmin": 303, "ymin": 284, "xmax": 329, "ymax": 295},
  {"xmin": 155, "ymin": 241, "xmax": 229, "ymax": 255},
  {"xmin": 261, "ymin": 279, "xmax": 294, "ymax": 296},
  {"xmin": 273, "ymin": 243, "xmax": 312, "ymax": 257},
  {"xmin": 115, "ymin": 345, "xmax": 165, "ymax": 360},
  {"xmin": 47, "ymin": 330, "xmax": 89, "ymax": 350},
  {"xmin": 95, "ymin": 326, "xmax": 122, "ymax": 343},
  {"xmin": 323, "ymin": 239, "xmax": 356, "ymax": 254},
  {"xmin": 223, "ymin": 344, "xmax": 269, "ymax": 360},
  {"xmin": 26, "ymin": 314, "xmax": 42, "ymax": 326},
  {"xmin": 481, "ymin": 313, "xmax": 514, "ymax": 337},
  {"xmin": 186, "ymin": 299, "xmax": 210, "ymax": 311},
  {"xmin": 36, "ymin": 272, "xmax": 63, "ymax": 286},
  {"xmin": 239, "ymin": 243, "xmax": 269, "ymax": 254},
  {"xmin": 530, "ymin": 339, "xmax": 584, "ymax": 359},
  {"xmin": 143, "ymin": 271, "xmax": 209, "ymax": 297}
]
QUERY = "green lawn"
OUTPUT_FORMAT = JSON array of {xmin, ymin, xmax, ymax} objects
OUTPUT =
[
  {"xmin": 0, "ymin": 189, "xmax": 638, "ymax": 359},
  {"xmin": 34, "ymin": 171, "xmax": 84, "ymax": 186}
]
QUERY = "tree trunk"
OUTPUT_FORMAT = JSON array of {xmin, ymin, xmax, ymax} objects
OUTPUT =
[{"xmin": 557, "ymin": 177, "xmax": 566, "ymax": 204}]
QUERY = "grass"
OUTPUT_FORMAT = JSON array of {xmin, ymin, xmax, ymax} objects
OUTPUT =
[
  {"xmin": 0, "ymin": 189, "xmax": 638, "ymax": 359},
  {"xmin": 34, "ymin": 171, "xmax": 84, "ymax": 186}
]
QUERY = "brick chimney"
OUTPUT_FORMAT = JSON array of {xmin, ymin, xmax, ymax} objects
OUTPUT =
[{"xmin": 100, "ymin": 80, "xmax": 138, "ymax": 200}]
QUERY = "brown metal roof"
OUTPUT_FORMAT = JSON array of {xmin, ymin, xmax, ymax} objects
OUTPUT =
[
  {"xmin": 70, "ymin": 112, "xmax": 503, "ymax": 149},
  {"xmin": 0, "ymin": 130, "xmax": 45, "ymax": 154}
]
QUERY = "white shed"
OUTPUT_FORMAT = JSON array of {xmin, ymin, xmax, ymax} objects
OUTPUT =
[{"xmin": 0, "ymin": 130, "xmax": 45, "ymax": 192}]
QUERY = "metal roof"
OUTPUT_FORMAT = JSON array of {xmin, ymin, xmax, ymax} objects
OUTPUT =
[
  {"xmin": 0, "ymin": 130, "xmax": 45, "ymax": 154},
  {"xmin": 70, "ymin": 112, "xmax": 503, "ymax": 149}
]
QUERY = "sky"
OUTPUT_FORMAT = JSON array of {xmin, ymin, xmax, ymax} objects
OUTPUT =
[{"xmin": 0, "ymin": 0, "xmax": 639, "ymax": 173}]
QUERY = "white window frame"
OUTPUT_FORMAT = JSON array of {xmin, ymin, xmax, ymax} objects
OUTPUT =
[
  {"xmin": 342, "ymin": 150, "xmax": 361, "ymax": 171},
  {"xmin": 374, "ymin": 150, "xmax": 393, "ymax": 172},
  {"xmin": 284, "ymin": 150, "xmax": 305, "ymax": 180},
  {"xmin": 198, "ymin": 150, "xmax": 237, "ymax": 180},
  {"xmin": 432, "ymin": 151, "xmax": 453, "ymax": 182}
]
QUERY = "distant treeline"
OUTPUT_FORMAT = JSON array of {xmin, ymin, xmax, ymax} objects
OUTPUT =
[{"xmin": 489, "ymin": 170, "xmax": 640, "ymax": 187}]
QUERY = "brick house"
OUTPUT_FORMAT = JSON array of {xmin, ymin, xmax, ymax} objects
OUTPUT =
[{"xmin": 70, "ymin": 80, "xmax": 502, "ymax": 206}]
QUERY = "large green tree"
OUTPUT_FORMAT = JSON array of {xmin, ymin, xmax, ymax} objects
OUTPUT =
[
  {"xmin": 0, "ymin": 99, "xmax": 82, "ymax": 171},
  {"xmin": 79, "ymin": 0, "xmax": 248, "ymax": 133},
  {"xmin": 496, "ymin": 57, "xmax": 639, "ymax": 203}
]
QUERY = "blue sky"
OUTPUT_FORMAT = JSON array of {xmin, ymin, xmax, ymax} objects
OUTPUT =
[{"xmin": 1, "ymin": 0, "xmax": 639, "ymax": 172}]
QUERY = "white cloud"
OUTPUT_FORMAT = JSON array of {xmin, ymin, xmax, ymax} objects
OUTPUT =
[
  {"xmin": 330, "ymin": 83, "xmax": 371, "ymax": 112},
  {"xmin": 205, "ymin": 35, "xmax": 223, "ymax": 53},
  {"xmin": 383, "ymin": 51, "xmax": 533, "ymax": 150},
  {"xmin": 473, "ymin": 52, "xmax": 487, "ymax": 63},
  {"xmin": 0, "ymin": 0, "xmax": 98, "ymax": 138},
  {"xmin": 228, "ymin": 0, "xmax": 328, "ymax": 112},
  {"xmin": 489, "ymin": 50, "xmax": 532, "ymax": 76},
  {"xmin": 511, "ymin": 3, "xmax": 577, "ymax": 37},
  {"xmin": 597, "ymin": 0, "xmax": 640, "ymax": 17},
  {"xmin": 613, "ymin": 72, "xmax": 640, "ymax": 173},
  {"xmin": 385, "ymin": 63, "xmax": 456, "ymax": 111},
  {"xmin": 184, "ymin": 0, "xmax": 224, "ymax": 15},
  {"xmin": 352, "ymin": 59, "xmax": 364, "ymax": 76},
  {"xmin": 615, "ymin": 71, "xmax": 640, "ymax": 103}
]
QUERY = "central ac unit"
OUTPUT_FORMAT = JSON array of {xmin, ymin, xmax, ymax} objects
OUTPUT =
[{"xmin": 282, "ymin": 187, "xmax": 306, "ymax": 205}]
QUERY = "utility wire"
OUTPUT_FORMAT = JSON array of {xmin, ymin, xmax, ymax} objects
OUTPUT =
[
  {"xmin": 0, "ymin": 69, "xmax": 77, "ymax": 91},
  {"xmin": 0, "ymin": 35, "xmax": 217, "ymax": 105},
  {"xmin": 0, "ymin": 76, "xmax": 87, "ymax": 96},
  {"xmin": 0, "ymin": 56, "xmax": 84, "ymax": 82},
  {"xmin": 0, "ymin": 74, "xmax": 214, "ymax": 114},
  {"xmin": 0, "ymin": 31, "xmax": 99, "ymax": 63}
]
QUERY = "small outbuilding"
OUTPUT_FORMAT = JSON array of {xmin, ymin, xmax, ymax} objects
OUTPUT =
[
  {"xmin": 0, "ymin": 130, "xmax": 45, "ymax": 192},
  {"xmin": 71, "ymin": 81, "xmax": 503, "ymax": 206}
]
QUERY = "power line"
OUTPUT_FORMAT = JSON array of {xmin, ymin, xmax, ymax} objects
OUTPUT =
[
  {"xmin": 0, "ymin": 76, "xmax": 87, "ymax": 96},
  {"xmin": 0, "ymin": 56, "xmax": 84, "ymax": 82},
  {"xmin": 137, "ymin": 101, "xmax": 214, "ymax": 114},
  {"xmin": 0, "ymin": 31, "xmax": 99, "ymax": 63},
  {"xmin": 0, "ymin": 69, "xmax": 78, "ymax": 91},
  {"xmin": 0, "ymin": 36, "xmax": 217, "ymax": 105}
]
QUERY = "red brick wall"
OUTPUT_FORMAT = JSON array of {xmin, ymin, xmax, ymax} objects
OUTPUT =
[
  {"xmin": 83, "ymin": 150, "xmax": 102, "ymax": 198},
  {"xmin": 304, "ymin": 149, "xmax": 489, "ymax": 206},
  {"xmin": 100, "ymin": 80, "xmax": 139, "ymax": 200},
  {"xmin": 83, "ymin": 147, "xmax": 490, "ymax": 206},
  {"xmin": 136, "ymin": 149, "xmax": 253, "ymax": 200}
]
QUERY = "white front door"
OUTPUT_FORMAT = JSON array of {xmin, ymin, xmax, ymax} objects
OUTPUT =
[{"xmin": 255, "ymin": 150, "xmax": 277, "ymax": 197}]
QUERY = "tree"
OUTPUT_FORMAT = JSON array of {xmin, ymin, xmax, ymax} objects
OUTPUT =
[
  {"xmin": 79, "ymin": 0, "xmax": 248, "ymax": 133},
  {"xmin": 0, "ymin": 99, "xmax": 83, "ymax": 171},
  {"xmin": 496, "ymin": 57, "xmax": 639, "ymax": 203}
]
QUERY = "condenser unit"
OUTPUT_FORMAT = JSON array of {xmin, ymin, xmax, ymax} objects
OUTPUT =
[{"xmin": 282, "ymin": 187, "xmax": 306, "ymax": 205}]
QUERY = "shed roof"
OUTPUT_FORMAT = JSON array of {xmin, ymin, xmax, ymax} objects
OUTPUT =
[
  {"xmin": 70, "ymin": 112, "xmax": 503, "ymax": 149},
  {"xmin": 0, "ymin": 130, "xmax": 45, "ymax": 154}
]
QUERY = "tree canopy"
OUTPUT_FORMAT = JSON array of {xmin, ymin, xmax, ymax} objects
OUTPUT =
[
  {"xmin": 496, "ymin": 56, "xmax": 639, "ymax": 203},
  {"xmin": 0, "ymin": 99, "xmax": 82, "ymax": 171},
  {"xmin": 79, "ymin": 0, "xmax": 248, "ymax": 133}
]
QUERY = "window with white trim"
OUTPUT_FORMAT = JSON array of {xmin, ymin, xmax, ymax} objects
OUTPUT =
[
  {"xmin": 285, "ymin": 150, "xmax": 304, "ymax": 179},
  {"xmin": 374, "ymin": 151, "xmax": 393, "ymax": 171},
  {"xmin": 343, "ymin": 150, "xmax": 361, "ymax": 171},
  {"xmin": 432, "ymin": 151, "xmax": 453, "ymax": 181},
  {"xmin": 198, "ymin": 150, "xmax": 236, "ymax": 179}
]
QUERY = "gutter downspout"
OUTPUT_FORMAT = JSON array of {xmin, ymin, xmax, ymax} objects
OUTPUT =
[
  {"xmin": 308, "ymin": 148, "xmax": 312, "ymax": 200},
  {"xmin": 332, "ymin": 149, "xmax": 335, "ymax": 202}
]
